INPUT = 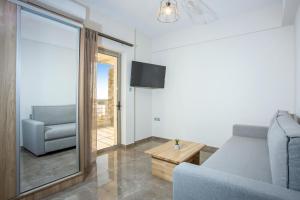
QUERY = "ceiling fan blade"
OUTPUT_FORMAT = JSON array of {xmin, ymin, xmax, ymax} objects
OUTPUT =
[{"xmin": 181, "ymin": 0, "xmax": 218, "ymax": 24}]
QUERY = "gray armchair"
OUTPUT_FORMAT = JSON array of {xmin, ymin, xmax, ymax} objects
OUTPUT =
[{"xmin": 22, "ymin": 105, "xmax": 77, "ymax": 156}]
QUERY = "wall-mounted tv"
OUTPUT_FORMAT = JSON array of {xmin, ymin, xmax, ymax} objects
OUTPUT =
[{"xmin": 130, "ymin": 61, "xmax": 166, "ymax": 88}]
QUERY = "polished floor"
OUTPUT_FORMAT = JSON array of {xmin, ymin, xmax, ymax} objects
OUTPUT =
[
  {"xmin": 20, "ymin": 148, "xmax": 78, "ymax": 192},
  {"xmin": 45, "ymin": 140, "xmax": 213, "ymax": 200},
  {"xmin": 97, "ymin": 126, "xmax": 115, "ymax": 150}
]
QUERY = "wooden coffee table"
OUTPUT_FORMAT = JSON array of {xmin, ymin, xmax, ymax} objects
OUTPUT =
[{"xmin": 145, "ymin": 140, "xmax": 205, "ymax": 182}]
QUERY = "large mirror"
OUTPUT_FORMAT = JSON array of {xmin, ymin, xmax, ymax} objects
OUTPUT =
[{"xmin": 18, "ymin": 9, "xmax": 80, "ymax": 193}]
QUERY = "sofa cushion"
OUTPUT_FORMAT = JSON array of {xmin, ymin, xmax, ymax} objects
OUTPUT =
[
  {"xmin": 32, "ymin": 105, "xmax": 76, "ymax": 125},
  {"xmin": 45, "ymin": 123, "xmax": 76, "ymax": 140},
  {"xmin": 45, "ymin": 136, "xmax": 76, "ymax": 153},
  {"xmin": 268, "ymin": 114, "xmax": 300, "ymax": 191},
  {"xmin": 203, "ymin": 136, "xmax": 272, "ymax": 183}
]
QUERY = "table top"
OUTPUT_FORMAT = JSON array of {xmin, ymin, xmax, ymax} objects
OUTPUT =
[{"xmin": 145, "ymin": 140, "xmax": 206, "ymax": 164}]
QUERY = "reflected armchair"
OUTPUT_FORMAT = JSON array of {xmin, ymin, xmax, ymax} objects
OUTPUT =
[{"xmin": 22, "ymin": 105, "xmax": 77, "ymax": 156}]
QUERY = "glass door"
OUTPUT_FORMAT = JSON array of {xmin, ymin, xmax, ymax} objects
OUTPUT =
[{"xmin": 96, "ymin": 48, "xmax": 121, "ymax": 151}]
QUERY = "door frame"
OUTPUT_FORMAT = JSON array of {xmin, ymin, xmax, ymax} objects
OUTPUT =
[{"xmin": 97, "ymin": 47, "xmax": 122, "ymax": 151}]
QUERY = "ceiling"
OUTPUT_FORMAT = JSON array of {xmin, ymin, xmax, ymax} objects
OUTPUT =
[{"xmin": 77, "ymin": 0, "xmax": 282, "ymax": 38}]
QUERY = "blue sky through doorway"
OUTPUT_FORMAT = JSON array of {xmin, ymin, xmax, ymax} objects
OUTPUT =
[{"xmin": 97, "ymin": 63, "xmax": 111, "ymax": 100}]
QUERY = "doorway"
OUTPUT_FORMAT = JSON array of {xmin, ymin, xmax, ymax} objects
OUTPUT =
[{"xmin": 96, "ymin": 48, "xmax": 121, "ymax": 151}]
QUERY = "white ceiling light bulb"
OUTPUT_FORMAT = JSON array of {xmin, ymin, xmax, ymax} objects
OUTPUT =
[
  {"xmin": 164, "ymin": 6, "xmax": 172, "ymax": 15},
  {"xmin": 157, "ymin": 0, "xmax": 179, "ymax": 23}
]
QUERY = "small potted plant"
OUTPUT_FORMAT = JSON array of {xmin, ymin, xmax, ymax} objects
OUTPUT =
[{"xmin": 174, "ymin": 139, "xmax": 180, "ymax": 150}]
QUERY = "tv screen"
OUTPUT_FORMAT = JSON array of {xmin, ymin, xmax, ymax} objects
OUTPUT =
[{"xmin": 130, "ymin": 61, "xmax": 166, "ymax": 88}]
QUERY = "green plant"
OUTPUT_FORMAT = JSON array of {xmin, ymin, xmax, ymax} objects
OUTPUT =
[{"xmin": 175, "ymin": 139, "xmax": 180, "ymax": 145}]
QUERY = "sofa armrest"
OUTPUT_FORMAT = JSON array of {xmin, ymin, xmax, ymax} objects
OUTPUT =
[
  {"xmin": 22, "ymin": 119, "xmax": 45, "ymax": 156},
  {"xmin": 173, "ymin": 163, "xmax": 300, "ymax": 200},
  {"xmin": 233, "ymin": 124, "xmax": 269, "ymax": 139}
]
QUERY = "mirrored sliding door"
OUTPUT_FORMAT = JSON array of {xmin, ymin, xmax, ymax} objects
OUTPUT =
[{"xmin": 17, "ymin": 8, "xmax": 80, "ymax": 193}]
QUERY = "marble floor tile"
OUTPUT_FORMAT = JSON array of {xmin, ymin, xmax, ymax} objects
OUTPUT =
[{"xmin": 44, "ymin": 140, "xmax": 214, "ymax": 200}]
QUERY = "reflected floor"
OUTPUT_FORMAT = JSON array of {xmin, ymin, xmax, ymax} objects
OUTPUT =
[
  {"xmin": 20, "ymin": 148, "xmax": 78, "ymax": 192},
  {"xmin": 44, "ymin": 140, "xmax": 214, "ymax": 200}
]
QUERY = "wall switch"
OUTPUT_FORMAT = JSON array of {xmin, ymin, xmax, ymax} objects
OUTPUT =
[{"xmin": 154, "ymin": 117, "xmax": 160, "ymax": 121}]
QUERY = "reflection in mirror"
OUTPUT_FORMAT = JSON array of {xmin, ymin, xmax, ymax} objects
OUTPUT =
[{"xmin": 18, "ymin": 9, "xmax": 80, "ymax": 192}]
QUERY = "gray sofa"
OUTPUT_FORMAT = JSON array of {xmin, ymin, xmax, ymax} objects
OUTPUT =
[
  {"xmin": 22, "ymin": 105, "xmax": 77, "ymax": 156},
  {"xmin": 173, "ymin": 111, "xmax": 300, "ymax": 200}
]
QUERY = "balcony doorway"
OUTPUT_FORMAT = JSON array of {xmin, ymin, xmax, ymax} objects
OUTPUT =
[{"xmin": 96, "ymin": 48, "xmax": 121, "ymax": 151}]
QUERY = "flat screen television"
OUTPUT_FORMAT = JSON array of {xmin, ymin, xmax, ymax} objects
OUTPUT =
[{"xmin": 130, "ymin": 61, "xmax": 166, "ymax": 88}]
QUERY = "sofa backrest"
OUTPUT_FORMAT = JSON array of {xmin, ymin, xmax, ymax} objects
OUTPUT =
[
  {"xmin": 269, "ymin": 110, "xmax": 289, "ymax": 126},
  {"xmin": 32, "ymin": 105, "xmax": 76, "ymax": 125},
  {"xmin": 267, "ymin": 112, "xmax": 300, "ymax": 191}
]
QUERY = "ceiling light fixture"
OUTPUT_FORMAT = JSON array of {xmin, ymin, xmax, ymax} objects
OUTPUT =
[{"xmin": 157, "ymin": 0, "xmax": 179, "ymax": 23}]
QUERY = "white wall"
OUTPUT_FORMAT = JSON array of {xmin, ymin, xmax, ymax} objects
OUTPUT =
[
  {"xmin": 152, "ymin": 26, "xmax": 296, "ymax": 147},
  {"xmin": 282, "ymin": 0, "xmax": 300, "ymax": 26},
  {"xmin": 20, "ymin": 11, "xmax": 79, "ymax": 144},
  {"xmin": 295, "ymin": 6, "xmax": 300, "ymax": 116},
  {"xmin": 134, "ymin": 32, "xmax": 153, "ymax": 141},
  {"xmin": 36, "ymin": 0, "xmax": 86, "ymax": 20}
]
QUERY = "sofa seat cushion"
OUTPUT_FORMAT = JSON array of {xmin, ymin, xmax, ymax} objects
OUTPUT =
[
  {"xmin": 45, "ymin": 136, "xmax": 76, "ymax": 153},
  {"xmin": 203, "ymin": 136, "xmax": 272, "ymax": 183},
  {"xmin": 45, "ymin": 123, "xmax": 76, "ymax": 140}
]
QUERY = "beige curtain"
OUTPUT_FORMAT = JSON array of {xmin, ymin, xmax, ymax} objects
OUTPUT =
[{"xmin": 84, "ymin": 28, "xmax": 98, "ymax": 174}]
